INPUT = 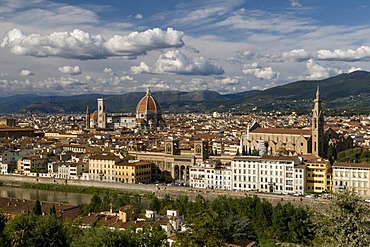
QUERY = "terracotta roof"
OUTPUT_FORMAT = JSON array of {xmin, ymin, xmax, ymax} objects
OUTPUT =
[
  {"xmin": 333, "ymin": 162, "xmax": 370, "ymax": 169},
  {"xmin": 136, "ymin": 94, "xmax": 162, "ymax": 113},
  {"xmin": 233, "ymin": 155, "xmax": 298, "ymax": 162},
  {"xmin": 89, "ymin": 153, "xmax": 120, "ymax": 161},
  {"xmin": 0, "ymin": 197, "xmax": 79, "ymax": 218},
  {"xmin": 250, "ymin": 127, "xmax": 311, "ymax": 136}
]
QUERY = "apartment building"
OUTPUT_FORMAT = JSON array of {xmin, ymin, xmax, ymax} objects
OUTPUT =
[
  {"xmin": 305, "ymin": 159, "xmax": 331, "ymax": 193},
  {"xmin": 332, "ymin": 162, "xmax": 370, "ymax": 197},
  {"xmin": 232, "ymin": 156, "xmax": 304, "ymax": 194},
  {"xmin": 17, "ymin": 156, "xmax": 48, "ymax": 174},
  {"xmin": 88, "ymin": 153, "xmax": 121, "ymax": 182},
  {"xmin": 114, "ymin": 160, "xmax": 152, "ymax": 184}
]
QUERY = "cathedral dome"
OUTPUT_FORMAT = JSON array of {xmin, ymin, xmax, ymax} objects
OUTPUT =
[
  {"xmin": 136, "ymin": 87, "xmax": 162, "ymax": 114},
  {"xmin": 135, "ymin": 86, "xmax": 165, "ymax": 129}
]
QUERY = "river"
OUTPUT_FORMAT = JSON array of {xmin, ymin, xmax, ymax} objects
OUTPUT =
[{"xmin": 0, "ymin": 186, "xmax": 92, "ymax": 205}]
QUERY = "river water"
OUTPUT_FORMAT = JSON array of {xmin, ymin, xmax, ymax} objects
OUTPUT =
[{"xmin": 0, "ymin": 186, "xmax": 92, "ymax": 205}]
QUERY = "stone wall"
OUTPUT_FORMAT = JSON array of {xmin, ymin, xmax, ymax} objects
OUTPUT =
[{"xmin": 0, "ymin": 174, "xmax": 157, "ymax": 193}]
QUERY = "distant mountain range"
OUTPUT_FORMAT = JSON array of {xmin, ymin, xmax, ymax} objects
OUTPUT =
[{"xmin": 1, "ymin": 70, "xmax": 370, "ymax": 115}]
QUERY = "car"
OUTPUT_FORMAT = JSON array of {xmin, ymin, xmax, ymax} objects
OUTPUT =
[{"xmin": 364, "ymin": 198, "xmax": 370, "ymax": 203}]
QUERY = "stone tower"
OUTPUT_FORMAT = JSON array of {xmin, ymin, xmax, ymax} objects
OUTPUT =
[
  {"xmin": 312, "ymin": 86, "xmax": 324, "ymax": 156},
  {"xmin": 85, "ymin": 106, "xmax": 90, "ymax": 129},
  {"xmin": 97, "ymin": 98, "xmax": 106, "ymax": 129}
]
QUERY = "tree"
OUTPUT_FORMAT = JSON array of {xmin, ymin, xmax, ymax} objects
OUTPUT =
[
  {"xmin": 4, "ymin": 213, "xmax": 37, "ymax": 247},
  {"xmin": 288, "ymin": 207, "xmax": 313, "ymax": 244},
  {"xmin": 327, "ymin": 144, "xmax": 337, "ymax": 164},
  {"xmin": 0, "ymin": 214, "xmax": 6, "ymax": 246},
  {"xmin": 33, "ymin": 200, "xmax": 42, "ymax": 216},
  {"xmin": 272, "ymin": 202, "xmax": 291, "ymax": 242},
  {"xmin": 138, "ymin": 223, "xmax": 167, "ymax": 247},
  {"xmin": 90, "ymin": 193, "xmax": 102, "ymax": 212},
  {"xmin": 149, "ymin": 196, "xmax": 161, "ymax": 212},
  {"xmin": 313, "ymin": 190, "xmax": 370, "ymax": 246},
  {"xmin": 71, "ymin": 226, "xmax": 138, "ymax": 247},
  {"xmin": 49, "ymin": 204, "xmax": 57, "ymax": 216},
  {"xmin": 174, "ymin": 208, "xmax": 226, "ymax": 246},
  {"xmin": 32, "ymin": 215, "xmax": 68, "ymax": 247}
]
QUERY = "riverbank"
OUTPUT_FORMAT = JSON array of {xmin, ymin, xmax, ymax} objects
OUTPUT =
[{"xmin": 0, "ymin": 174, "xmax": 157, "ymax": 194}]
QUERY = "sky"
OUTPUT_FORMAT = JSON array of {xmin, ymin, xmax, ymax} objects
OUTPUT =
[{"xmin": 1, "ymin": 0, "xmax": 370, "ymax": 96}]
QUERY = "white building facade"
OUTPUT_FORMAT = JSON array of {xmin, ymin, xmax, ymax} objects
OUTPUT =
[
  {"xmin": 232, "ymin": 156, "xmax": 305, "ymax": 194},
  {"xmin": 332, "ymin": 162, "xmax": 370, "ymax": 197}
]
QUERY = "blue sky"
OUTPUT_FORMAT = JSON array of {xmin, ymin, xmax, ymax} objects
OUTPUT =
[{"xmin": 1, "ymin": 0, "xmax": 370, "ymax": 96}]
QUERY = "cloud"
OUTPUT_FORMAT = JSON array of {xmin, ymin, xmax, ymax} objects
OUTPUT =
[
  {"xmin": 317, "ymin": 46, "xmax": 370, "ymax": 61},
  {"xmin": 213, "ymin": 76, "xmax": 240, "ymax": 85},
  {"xmin": 135, "ymin": 14, "xmax": 143, "ymax": 19},
  {"xmin": 58, "ymin": 65, "xmax": 81, "ymax": 75},
  {"xmin": 348, "ymin": 67, "xmax": 362, "ymax": 73},
  {"xmin": 282, "ymin": 49, "xmax": 310, "ymax": 62},
  {"xmin": 290, "ymin": 0, "xmax": 302, "ymax": 8},
  {"xmin": 306, "ymin": 59, "xmax": 342, "ymax": 79},
  {"xmin": 130, "ymin": 62, "xmax": 153, "ymax": 74},
  {"xmin": 1, "ymin": 28, "xmax": 184, "ymax": 60},
  {"xmin": 103, "ymin": 67, "xmax": 115, "ymax": 75},
  {"xmin": 227, "ymin": 50, "xmax": 260, "ymax": 64},
  {"xmin": 19, "ymin": 69, "xmax": 34, "ymax": 76},
  {"xmin": 242, "ymin": 62, "xmax": 279, "ymax": 80},
  {"xmin": 120, "ymin": 76, "xmax": 133, "ymax": 81},
  {"xmin": 131, "ymin": 50, "xmax": 224, "ymax": 75}
]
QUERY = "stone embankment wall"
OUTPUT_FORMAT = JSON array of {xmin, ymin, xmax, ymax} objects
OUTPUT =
[
  {"xmin": 0, "ymin": 174, "xmax": 157, "ymax": 193},
  {"xmin": 0, "ymin": 174, "xmax": 329, "ymax": 208}
]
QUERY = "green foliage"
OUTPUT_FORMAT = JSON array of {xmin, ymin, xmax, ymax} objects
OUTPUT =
[
  {"xmin": 71, "ymin": 226, "xmax": 137, "ymax": 247},
  {"xmin": 33, "ymin": 200, "xmax": 42, "ymax": 216},
  {"xmin": 337, "ymin": 147, "xmax": 370, "ymax": 163},
  {"xmin": 49, "ymin": 204, "xmax": 57, "ymax": 215},
  {"xmin": 137, "ymin": 223, "xmax": 167, "ymax": 247},
  {"xmin": 174, "ymin": 208, "xmax": 227, "ymax": 247},
  {"xmin": 149, "ymin": 196, "xmax": 161, "ymax": 212},
  {"xmin": 313, "ymin": 190, "xmax": 370, "ymax": 246},
  {"xmin": 4, "ymin": 213, "xmax": 67, "ymax": 247}
]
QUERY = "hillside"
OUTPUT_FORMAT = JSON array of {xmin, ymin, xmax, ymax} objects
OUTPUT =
[{"xmin": 1, "ymin": 71, "xmax": 370, "ymax": 114}]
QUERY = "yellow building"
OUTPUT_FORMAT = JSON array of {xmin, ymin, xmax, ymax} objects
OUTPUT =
[
  {"xmin": 89, "ymin": 153, "xmax": 120, "ymax": 182},
  {"xmin": 118, "ymin": 205, "xmax": 138, "ymax": 222},
  {"xmin": 114, "ymin": 160, "xmax": 152, "ymax": 184},
  {"xmin": 305, "ymin": 158, "xmax": 331, "ymax": 193}
]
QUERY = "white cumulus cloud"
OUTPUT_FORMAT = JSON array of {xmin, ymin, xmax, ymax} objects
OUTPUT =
[
  {"xmin": 290, "ymin": 0, "xmax": 302, "ymax": 7},
  {"xmin": 282, "ymin": 49, "xmax": 310, "ymax": 62},
  {"xmin": 155, "ymin": 50, "xmax": 224, "ymax": 75},
  {"xmin": 348, "ymin": 67, "xmax": 362, "ymax": 73},
  {"xmin": 130, "ymin": 62, "xmax": 153, "ymax": 74},
  {"xmin": 213, "ymin": 76, "xmax": 240, "ymax": 85},
  {"xmin": 242, "ymin": 62, "xmax": 279, "ymax": 80},
  {"xmin": 58, "ymin": 65, "xmax": 81, "ymax": 75},
  {"xmin": 131, "ymin": 50, "xmax": 224, "ymax": 75},
  {"xmin": 1, "ymin": 28, "xmax": 184, "ymax": 60},
  {"xmin": 306, "ymin": 59, "xmax": 342, "ymax": 79},
  {"xmin": 19, "ymin": 69, "xmax": 34, "ymax": 76},
  {"xmin": 135, "ymin": 14, "xmax": 143, "ymax": 19},
  {"xmin": 317, "ymin": 46, "xmax": 370, "ymax": 61}
]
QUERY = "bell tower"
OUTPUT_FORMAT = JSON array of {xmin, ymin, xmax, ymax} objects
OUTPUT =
[
  {"xmin": 97, "ymin": 98, "xmax": 106, "ymax": 129},
  {"xmin": 312, "ymin": 86, "xmax": 324, "ymax": 156}
]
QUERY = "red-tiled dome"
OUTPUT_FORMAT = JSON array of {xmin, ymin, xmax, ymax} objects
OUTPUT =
[{"xmin": 136, "ymin": 87, "xmax": 162, "ymax": 114}]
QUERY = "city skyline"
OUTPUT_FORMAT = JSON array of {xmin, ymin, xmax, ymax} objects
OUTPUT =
[{"xmin": 1, "ymin": 0, "xmax": 370, "ymax": 96}]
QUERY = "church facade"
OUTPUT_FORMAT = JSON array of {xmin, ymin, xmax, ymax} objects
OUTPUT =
[{"xmin": 240, "ymin": 87, "xmax": 353, "ymax": 158}]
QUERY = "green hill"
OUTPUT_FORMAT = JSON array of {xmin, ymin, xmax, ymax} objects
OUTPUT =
[{"xmin": 1, "ymin": 71, "xmax": 370, "ymax": 114}]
